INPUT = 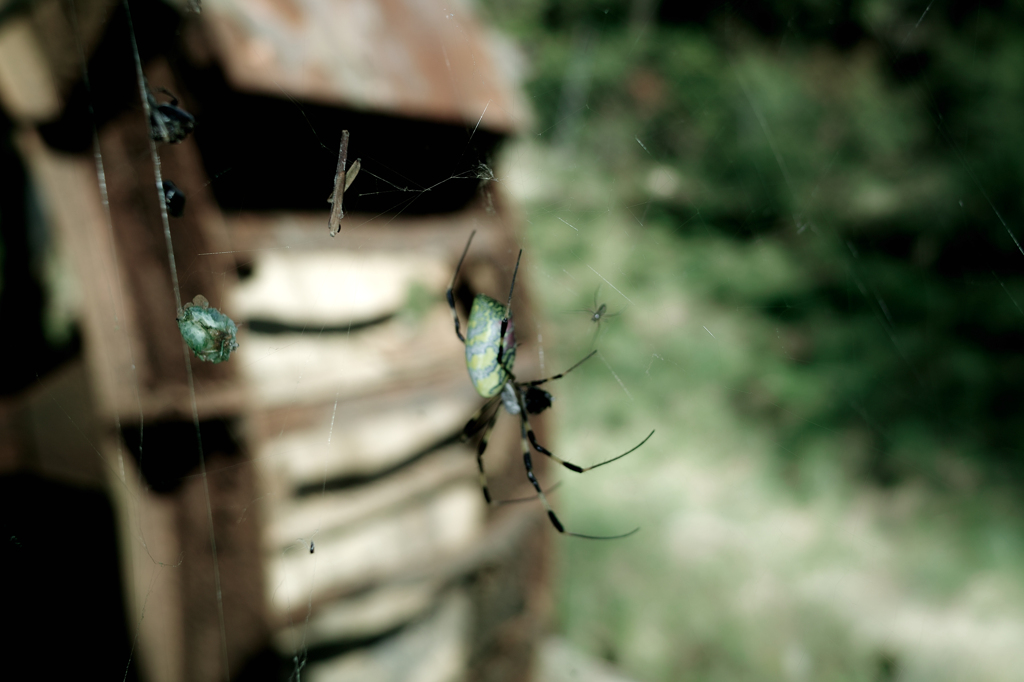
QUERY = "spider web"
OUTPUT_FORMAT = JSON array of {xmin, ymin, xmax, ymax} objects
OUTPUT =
[{"xmin": 7, "ymin": 1, "xmax": 1024, "ymax": 682}]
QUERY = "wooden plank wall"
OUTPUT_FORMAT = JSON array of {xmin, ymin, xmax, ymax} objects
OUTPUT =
[
  {"xmin": 19, "ymin": 127, "xmax": 550, "ymax": 682},
  {"xmin": 1, "ymin": 4, "xmax": 550, "ymax": 681},
  {"xmin": 225, "ymin": 209, "xmax": 550, "ymax": 682}
]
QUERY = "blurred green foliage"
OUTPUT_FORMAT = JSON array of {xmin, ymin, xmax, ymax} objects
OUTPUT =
[
  {"xmin": 478, "ymin": 3, "xmax": 1024, "ymax": 678},
  {"xmin": 482, "ymin": 0, "xmax": 1024, "ymax": 488}
]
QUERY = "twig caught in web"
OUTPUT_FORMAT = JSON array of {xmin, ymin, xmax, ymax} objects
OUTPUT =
[{"xmin": 328, "ymin": 130, "xmax": 362, "ymax": 236}]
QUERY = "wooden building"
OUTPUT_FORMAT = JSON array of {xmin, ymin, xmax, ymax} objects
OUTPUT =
[{"xmin": 0, "ymin": 1, "xmax": 549, "ymax": 680}]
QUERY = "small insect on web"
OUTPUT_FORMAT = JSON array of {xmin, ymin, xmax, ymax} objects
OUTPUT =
[
  {"xmin": 146, "ymin": 84, "xmax": 195, "ymax": 144},
  {"xmin": 161, "ymin": 180, "xmax": 186, "ymax": 217},
  {"xmin": 327, "ymin": 130, "xmax": 362, "ymax": 236},
  {"xmin": 446, "ymin": 231, "xmax": 654, "ymax": 539},
  {"xmin": 177, "ymin": 294, "xmax": 240, "ymax": 363}
]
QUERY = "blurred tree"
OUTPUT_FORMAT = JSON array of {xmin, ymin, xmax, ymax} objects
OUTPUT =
[{"xmin": 479, "ymin": 0, "xmax": 1024, "ymax": 487}]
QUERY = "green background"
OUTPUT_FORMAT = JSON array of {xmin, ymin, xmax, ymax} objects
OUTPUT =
[{"xmin": 480, "ymin": 1, "xmax": 1024, "ymax": 680}]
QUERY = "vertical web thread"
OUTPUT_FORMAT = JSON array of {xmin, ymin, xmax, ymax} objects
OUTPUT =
[{"xmin": 122, "ymin": 2, "xmax": 231, "ymax": 679}]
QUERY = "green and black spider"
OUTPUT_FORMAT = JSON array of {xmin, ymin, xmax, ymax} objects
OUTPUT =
[{"xmin": 446, "ymin": 231, "xmax": 654, "ymax": 539}]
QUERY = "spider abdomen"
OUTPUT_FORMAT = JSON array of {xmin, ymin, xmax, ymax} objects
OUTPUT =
[{"xmin": 465, "ymin": 294, "xmax": 515, "ymax": 398}]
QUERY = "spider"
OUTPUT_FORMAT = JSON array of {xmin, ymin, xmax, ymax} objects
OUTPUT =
[
  {"xmin": 572, "ymin": 284, "xmax": 623, "ymax": 346},
  {"xmin": 446, "ymin": 231, "xmax": 654, "ymax": 539}
]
